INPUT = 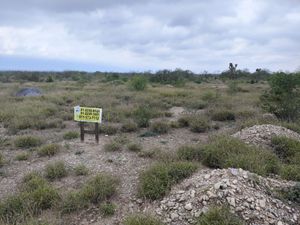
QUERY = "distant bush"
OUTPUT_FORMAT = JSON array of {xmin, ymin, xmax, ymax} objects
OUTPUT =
[
  {"xmin": 129, "ymin": 76, "xmax": 148, "ymax": 91},
  {"xmin": 150, "ymin": 121, "xmax": 169, "ymax": 134},
  {"xmin": 15, "ymin": 136, "xmax": 42, "ymax": 148},
  {"xmin": 177, "ymin": 145, "xmax": 202, "ymax": 161},
  {"xmin": 99, "ymin": 124, "xmax": 118, "ymax": 135},
  {"xmin": 271, "ymin": 136, "xmax": 300, "ymax": 164},
  {"xmin": 280, "ymin": 165, "xmax": 300, "ymax": 181},
  {"xmin": 45, "ymin": 161, "xmax": 68, "ymax": 181},
  {"xmin": 63, "ymin": 131, "xmax": 79, "ymax": 140},
  {"xmin": 189, "ymin": 117, "xmax": 210, "ymax": 133},
  {"xmin": 201, "ymin": 136, "xmax": 280, "ymax": 176},
  {"xmin": 15, "ymin": 152, "xmax": 30, "ymax": 161},
  {"xmin": 121, "ymin": 120, "xmax": 138, "ymax": 132},
  {"xmin": 37, "ymin": 144, "xmax": 60, "ymax": 157},
  {"xmin": 138, "ymin": 162, "xmax": 197, "ymax": 200},
  {"xmin": 260, "ymin": 72, "xmax": 300, "ymax": 121},
  {"xmin": 196, "ymin": 206, "xmax": 244, "ymax": 225},
  {"xmin": 127, "ymin": 143, "xmax": 142, "ymax": 152},
  {"xmin": 124, "ymin": 214, "xmax": 164, "ymax": 225},
  {"xmin": 133, "ymin": 106, "xmax": 153, "ymax": 128},
  {"xmin": 211, "ymin": 110, "xmax": 235, "ymax": 121},
  {"xmin": 100, "ymin": 202, "xmax": 116, "ymax": 217},
  {"xmin": 0, "ymin": 153, "xmax": 4, "ymax": 167},
  {"xmin": 74, "ymin": 164, "xmax": 89, "ymax": 176},
  {"xmin": 280, "ymin": 183, "xmax": 300, "ymax": 204}
]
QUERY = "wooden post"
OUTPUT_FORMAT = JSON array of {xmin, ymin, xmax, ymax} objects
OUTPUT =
[
  {"xmin": 95, "ymin": 123, "xmax": 99, "ymax": 144},
  {"xmin": 80, "ymin": 122, "xmax": 84, "ymax": 142}
]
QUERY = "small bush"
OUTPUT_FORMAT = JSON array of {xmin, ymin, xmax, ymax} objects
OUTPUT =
[
  {"xmin": 127, "ymin": 143, "xmax": 142, "ymax": 152},
  {"xmin": 80, "ymin": 174, "xmax": 118, "ymax": 204},
  {"xmin": 99, "ymin": 125, "xmax": 118, "ymax": 135},
  {"xmin": 280, "ymin": 164, "xmax": 300, "ymax": 181},
  {"xmin": 177, "ymin": 116, "xmax": 191, "ymax": 127},
  {"xmin": 60, "ymin": 191, "xmax": 88, "ymax": 214},
  {"xmin": 15, "ymin": 152, "xmax": 30, "ymax": 161},
  {"xmin": 133, "ymin": 106, "xmax": 152, "ymax": 128},
  {"xmin": 15, "ymin": 136, "xmax": 42, "ymax": 148},
  {"xmin": 37, "ymin": 144, "xmax": 60, "ymax": 157},
  {"xmin": 138, "ymin": 162, "xmax": 197, "ymax": 200},
  {"xmin": 280, "ymin": 183, "xmax": 300, "ymax": 204},
  {"xmin": 122, "ymin": 120, "xmax": 138, "ymax": 132},
  {"xmin": 271, "ymin": 136, "xmax": 300, "ymax": 163},
  {"xmin": 188, "ymin": 100, "xmax": 207, "ymax": 110},
  {"xmin": 177, "ymin": 145, "xmax": 202, "ymax": 161},
  {"xmin": 201, "ymin": 136, "xmax": 281, "ymax": 176},
  {"xmin": 211, "ymin": 110, "xmax": 235, "ymax": 121},
  {"xmin": 0, "ymin": 153, "xmax": 4, "ymax": 167},
  {"xmin": 74, "ymin": 164, "xmax": 89, "ymax": 176},
  {"xmin": 100, "ymin": 202, "xmax": 116, "ymax": 217},
  {"xmin": 63, "ymin": 131, "xmax": 79, "ymax": 140},
  {"xmin": 150, "ymin": 121, "xmax": 169, "ymax": 134},
  {"xmin": 189, "ymin": 117, "xmax": 210, "ymax": 133},
  {"xmin": 124, "ymin": 214, "xmax": 164, "ymax": 225},
  {"xmin": 196, "ymin": 206, "xmax": 244, "ymax": 225},
  {"xmin": 104, "ymin": 140, "xmax": 122, "ymax": 152},
  {"xmin": 129, "ymin": 76, "xmax": 148, "ymax": 91},
  {"xmin": 45, "ymin": 161, "xmax": 68, "ymax": 181}
]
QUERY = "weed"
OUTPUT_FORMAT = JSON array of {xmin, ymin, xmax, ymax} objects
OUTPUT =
[
  {"xmin": 0, "ymin": 154, "xmax": 4, "ymax": 167},
  {"xmin": 211, "ymin": 110, "xmax": 235, "ymax": 121},
  {"xmin": 104, "ymin": 140, "xmax": 122, "ymax": 152},
  {"xmin": 271, "ymin": 136, "xmax": 300, "ymax": 164},
  {"xmin": 189, "ymin": 117, "xmax": 210, "ymax": 133},
  {"xmin": 127, "ymin": 143, "xmax": 142, "ymax": 152},
  {"xmin": 150, "ymin": 121, "xmax": 169, "ymax": 134},
  {"xmin": 15, "ymin": 136, "xmax": 42, "ymax": 148},
  {"xmin": 100, "ymin": 202, "xmax": 116, "ymax": 217},
  {"xmin": 99, "ymin": 124, "xmax": 118, "ymax": 135},
  {"xmin": 280, "ymin": 165, "xmax": 300, "ymax": 181},
  {"xmin": 138, "ymin": 162, "xmax": 197, "ymax": 200},
  {"xmin": 74, "ymin": 164, "xmax": 89, "ymax": 176},
  {"xmin": 15, "ymin": 152, "xmax": 30, "ymax": 161},
  {"xmin": 280, "ymin": 183, "xmax": 300, "ymax": 204},
  {"xmin": 124, "ymin": 214, "xmax": 164, "ymax": 225},
  {"xmin": 45, "ymin": 161, "xmax": 68, "ymax": 181},
  {"xmin": 177, "ymin": 145, "xmax": 202, "ymax": 161},
  {"xmin": 63, "ymin": 131, "xmax": 79, "ymax": 140},
  {"xmin": 122, "ymin": 120, "xmax": 138, "ymax": 132},
  {"xmin": 37, "ymin": 144, "xmax": 60, "ymax": 157}
]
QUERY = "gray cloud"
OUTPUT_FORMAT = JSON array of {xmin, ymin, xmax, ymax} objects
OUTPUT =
[{"xmin": 0, "ymin": 0, "xmax": 299, "ymax": 72}]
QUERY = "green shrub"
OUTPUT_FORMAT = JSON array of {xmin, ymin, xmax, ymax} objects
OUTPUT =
[
  {"xmin": 260, "ymin": 72, "xmax": 300, "ymax": 121},
  {"xmin": 124, "ymin": 214, "xmax": 164, "ymax": 225},
  {"xmin": 127, "ymin": 143, "xmax": 142, "ymax": 152},
  {"xmin": 63, "ymin": 131, "xmax": 79, "ymax": 140},
  {"xmin": 211, "ymin": 110, "xmax": 235, "ymax": 121},
  {"xmin": 15, "ymin": 152, "xmax": 30, "ymax": 161},
  {"xmin": 129, "ymin": 76, "xmax": 148, "ymax": 91},
  {"xmin": 150, "ymin": 121, "xmax": 169, "ymax": 134},
  {"xmin": 0, "ymin": 153, "xmax": 4, "ymax": 167},
  {"xmin": 133, "ymin": 106, "xmax": 152, "ymax": 128},
  {"xmin": 80, "ymin": 174, "xmax": 118, "ymax": 204},
  {"xmin": 189, "ymin": 117, "xmax": 210, "ymax": 133},
  {"xmin": 99, "ymin": 124, "xmax": 118, "ymax": 135},
  {"xmin": 188, "ymin": 100, "xmax": 207, "ymax": 110},
  {"xmin": 60, "ymin": 191, "xmax": 88, "ymax": 214},
  {"xmin": 177, "ymin": 116, "xmax": 190, "ymax": 127},
  {"xmin": 121, "ymin": 120, "xmax": 138, "ymax": 132},
  {"xmin": 138, "ymin": 162, "xmax": 197, "ymax": 200},
  {"xmin": 201, "ymin": 136, "xmax": 281, "ymax": 176},
  {"xmin": 177, "ymin": 145, "xmax": 202, "ymax": 161},
  {"xmin": 74, "ymin": 164, "xmax": 89, "ymax": 176},
  {"xmin": 196, "ymin": 206, "xmax": 244, "ymax": 225},
  {"xmin": 280, "ymin": 183, "xmax": 300, "ymax": 204},
  {"xmin": 15, "ymin": 136, "xmax": 42, "ymax": 148},
  {"xmin": 280, "ymin": 164, "xmax": 300, "ymax": 181},
  {"xmin": 100, "ymin": 202, "xmax": 116, "ymax": 217},
  {"xmin": 45, "ymin": 161, "xmax": 68, "ymax": 181},
  {"xmin": 37, "ymin": 144, "xmax": 60, "ymax": 157},
  {"xmin": 271, "ymin": 136, "xmax": 300, "ymax": 164},
  {"xmin": 104, "ymin": 140, "xmax": 122, "ymax": 152}
]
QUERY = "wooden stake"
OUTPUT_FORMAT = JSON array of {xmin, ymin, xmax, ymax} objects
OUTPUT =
[
  {"xmin": 80, "ymin": 122, "xmax": 84, "ymax": 142},
  {"xmin": 95, "ymin": 123, "xmax": 99, "ymax": 144}
]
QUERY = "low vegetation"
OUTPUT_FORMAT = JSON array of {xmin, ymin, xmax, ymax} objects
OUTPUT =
[
  {"xmin": 74, "ymin": 164, "xmax": 89, "ymax": 176},
  {"xmin": 138, "ymin": 162, "xmax": 198, "ymax": 200},
  {"xmin": 37, "ymin": 144, "xmax": 60, "ymax": 157},
  {"xmin": 127, "ymin": 143, "xmax": 142, "ymax": 152},
  {"xmin": 63, "ymin": 131, "xmax": 79, "ymax": 140},
  {"xmin": 150, "ymin": 121, "xmax": 170, "ymax": 134},
  {"xmin": 15, "ymin": 152, "xmax": 30, "ymax": 161},
  {"xmin": 14, "ymin": 136, "xmax": 42, "ymax": 148},
  {"xmin": 124, "ymin": 214, "xmax": 164, "ymax": 225},
  {"xmin": 177, "ymin": 145, "xmax": 202, "ymax": 161},
  {"xmin": 211, "ymin": 110, "xmax": 235, "ymax": 121},
  {"xmin": 44, "ymin": 161, "xmax": 68, "ymax": 181},
  {"xmin": 100, "ymin": 202, "xmax": 116, "ymax": 217},
  {"xmin": 0, "ymin": 153, "xmax": 4, "ymax": 167}
]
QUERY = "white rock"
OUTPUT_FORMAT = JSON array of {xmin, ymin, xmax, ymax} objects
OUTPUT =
[{"xmin": 184, "ymin": 203, "xmax": 193, "ymax": 211}]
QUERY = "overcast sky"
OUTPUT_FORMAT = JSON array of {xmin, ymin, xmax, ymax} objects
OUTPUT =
[{"xmin": 0, "ymin": 0, "xmax": 299, "ymax": 72}]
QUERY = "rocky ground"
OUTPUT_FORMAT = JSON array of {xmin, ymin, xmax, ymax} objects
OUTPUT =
[
  {"xmin": 232, "ymin": 124, "xmax": 300, "ymax": 147},
  {"xmin": 147, "ymin": 168, "xmax": 299, "ymax": 225}
]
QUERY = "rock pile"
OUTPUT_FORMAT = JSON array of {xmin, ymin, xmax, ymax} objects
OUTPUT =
[
  {"xmin": 15, "ymin": 88, "xmax": 42, "ymax": 97},
  {"xmin": 232, "ymin": 124, "xmax": 300, "ymax": 147},
  {"xmin": 151, "ymin": 168, "xmax": 299, "ymax": 225}
]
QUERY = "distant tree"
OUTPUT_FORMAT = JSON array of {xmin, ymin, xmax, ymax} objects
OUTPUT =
[{"xmin": 229, "ymin": 63, "xmax": 238, "ymax": 79}]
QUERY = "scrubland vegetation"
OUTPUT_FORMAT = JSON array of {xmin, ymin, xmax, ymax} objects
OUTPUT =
[{"xmin": 0, "ymin": 69, "xmax": 299, "ymax": 224}]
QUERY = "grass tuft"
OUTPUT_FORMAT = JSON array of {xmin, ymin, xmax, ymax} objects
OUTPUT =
[
  {"xmin": 15, "ymin": 136, "xmax": 42, "ymax": 148},
  {"xmin": 44, "ymin": 161, "xmax": 68, "ymax": 181},
  {"xmin": 37, "ymin": 144, "xmax": 60, "ymax": 157}
]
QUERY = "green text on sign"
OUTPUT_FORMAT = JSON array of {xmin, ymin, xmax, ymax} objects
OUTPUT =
[{"xmin": 74, "ymin": 106, "xmax": 102, "ymax": 123}]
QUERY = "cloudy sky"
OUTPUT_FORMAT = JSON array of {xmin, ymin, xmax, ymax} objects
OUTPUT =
[{"xmin": 0, "ymin": 0, "xmax": 300, "ymax": 72}]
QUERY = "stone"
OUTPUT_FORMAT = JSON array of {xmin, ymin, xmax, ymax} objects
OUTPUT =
[
  {"xmin": 170, "ymin": 213, "xmax": 179, "ymax": 220},
  {"xmin": 184, "ymin": 203, "xmax": 193, "ymax": 211}
]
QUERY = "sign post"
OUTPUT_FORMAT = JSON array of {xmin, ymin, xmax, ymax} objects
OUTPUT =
[{"xmin": 74, "ymin": 106, "xmax": 102, "ymax": 143}]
